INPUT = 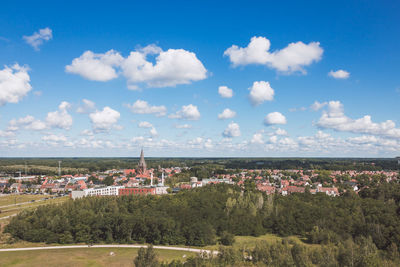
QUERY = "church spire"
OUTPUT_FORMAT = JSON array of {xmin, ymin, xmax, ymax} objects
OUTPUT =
[{"xmin": 138, "ymin": 148, "xmax": 147, "ymax": 175}]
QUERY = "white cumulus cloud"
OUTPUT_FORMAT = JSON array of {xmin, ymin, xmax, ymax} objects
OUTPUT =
[
  {"xmin": 248, "ymin": 81, "xmax": 274, "ymax": 106},
  {"xmin": 8, "ymin": 115, "xmax": 46, "ymax": 131},
  {"xmin": 274, "ymin": 128, "xmax": 288, "ymax": 136},
  {"xmin": 223, "ymin": 122, "xmax": 241, "ymax": 137},
  {"xmin": 0, "ymin": 64, "xmax": 32, "ymax": 106},
  {"xmin": 218, "ymin": 108, "xmax": 236, "ymax": 120},
  {"xmin": 76, "ymin": 99, "xmax": 96, "ymax": 114},
  {"xmin": 23, "ymin": 27, "xmax": 52, "ymax": 50},
  {"xmin": 42, "ymin": 134, "xmax": 67, "ymax": 143},
  {"xmin": 122, "ymin": 45, "xmax": 207, "ymax": 88},
  {"xmin": 317, "ymin": 101, "xmax": 400, "ymax": 139},
  {"xmin": 65, "ymin": 50, "xmax": 123, "ymax": 81},
  {"xmin": 89, "ymin": 106, "xmax": 120, "ymax": 132},
  {"xmin": 66, "ymin": 45, "xmax": 207, "ymax": 88},
  {"xmin": 126, "ymin": 100, "xmax": 167, "ymax": 117},
  {"xmin": 218, "ymin": 86, "xmax": 233, "ymax": 98},
  {"xmin": 224, "ymin": 36, "xmax": 323, "ymax": 73},
  {"xmin": 251, "ymin": 133, "xmax": 264, "ymax": 144},
  {"xmin": 264, "ymin": 112, "xmax": 287, "ymax": 125},
  {"xmin": 149, "ymin": 127, "xmax": 158, "ymax": 137},
  {"xmin": 328, "ymin": 69, "xmax": 350, "ymax": 79},
  {"xmin": 169, "ymin": 104, "xmax": 200, "ymax": 120},
  {"xmin": 0, "ymin": 130, "xmax": 15, "ymax": 138},
  {"xmin": 46, "ymin": 101, "xmax": 73, "ymax": 130},
  {"xmin": 310, "ymin": 101, "xmax": 327, "ymax": 111},
  {"xmin": 138, "ymin": 121, "xmax": 153, "ymax": 128},
  {"xmin": 174, "ymin": 124, "xmax": 192, "ymax": 129}
]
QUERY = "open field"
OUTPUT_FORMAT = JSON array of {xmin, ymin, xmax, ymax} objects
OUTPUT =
[
  {"xmin": 0, "ymin": 247, "xmax": 194, "ymax": 267},
  {"xmin": 203, "ymin": 233, "xmax": 321, "ymax": 251},
  {"xmin": 0, "ymin": 234, "xmax": 321, "ymax": 267},
  {"xmin": 0, "ymin": 194, "xmax": 48, "ymax": 207},
  {"xmin": 0, "ymin": 196, "xmax": 69, "ymax": 219},
  {"xmin": 234, "ymin": 234, "xmax": 320, "ymax": 248}
]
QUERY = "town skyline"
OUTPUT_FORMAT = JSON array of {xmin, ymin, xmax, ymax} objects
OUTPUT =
[{"xmin": 1, "ymin": 1, "xmax": 400, "ymax": 157}]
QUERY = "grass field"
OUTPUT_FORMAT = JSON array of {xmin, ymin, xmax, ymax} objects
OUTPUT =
[
  {"xmin": 0, "ymin": 247, "xmax": 193, "ymax": 267},
  {"xmin": 203, "ymin": 233, "xmax": 319, "ymax": 251},
  {"xmin": 0, "ymin": 235, "xmax": 321, "ymax": 267},
  {"xmin": 0, "ymin": 195, "xmax": 69, "ymax": 219},
  {"xmin": 0, "ymin": 194, "xmax": 48, "ymax": 207}
]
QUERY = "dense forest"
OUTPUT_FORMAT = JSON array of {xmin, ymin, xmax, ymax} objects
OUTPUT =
[
  {"xmin": 0, "ymin": 157, "xmax": 398, "ymax": 175},
  {"xmin": 5, "ymin": 183, "xmax": 400, "ymax": 263}
]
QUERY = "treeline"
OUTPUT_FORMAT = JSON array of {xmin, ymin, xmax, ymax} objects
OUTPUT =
[
  {"xmin": 223, "ymin": 158, "xmax": 399, "ymax": 171},
  {"xmin": 5, "ymin": 183, "xmax": 400, "ymax": 256},
  {"xmin": 139, "ymin": 239, "xmax": 399, "ymax": 266},
  {"xmin": 0, "ymin": 157, "xmax": 398, "ymax": 175}
]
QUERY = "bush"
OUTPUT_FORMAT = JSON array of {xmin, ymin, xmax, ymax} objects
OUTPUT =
[
  {"xmin": 134, "ymin": 245, "xmax": 159, "ymax": 267},
  {"xmin": 219, "ymin": 231, "xmax": 235, "ymax": 246}
]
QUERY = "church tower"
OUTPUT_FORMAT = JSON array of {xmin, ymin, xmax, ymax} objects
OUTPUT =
[{"xmin": 137, "ymin": 148, "xmax": 147, "ymax": 175}]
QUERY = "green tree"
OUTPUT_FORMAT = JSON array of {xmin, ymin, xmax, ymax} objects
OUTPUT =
[
  {"xmin": 219, "ymin": 231, "xmax": 235, "ymax": 246},
  {"xmin": 103, "ymin": 176, "xmax": 114, "ymax": 186},
  {"xmin": 134, "ymin": 245, "xmax": 159, "ymax": 267},
  {"xmin": 291, "ymin": 243, "xmax": 311, "ymax": 267}
]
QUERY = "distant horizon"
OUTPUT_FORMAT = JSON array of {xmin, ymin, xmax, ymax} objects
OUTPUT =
[{"xmin": 0, "ymin": 156, "xmax": 398, "ymax": 160}]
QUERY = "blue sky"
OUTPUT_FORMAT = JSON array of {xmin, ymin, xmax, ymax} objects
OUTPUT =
[{"xmin": 0, "ymin": 0, "xmax": 399, "ymax": 157}]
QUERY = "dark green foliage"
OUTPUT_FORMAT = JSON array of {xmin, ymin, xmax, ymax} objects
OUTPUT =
[
  {"xmin": 103, "ymin": 176, "xmax": 114, "ymax": 186},
  {"xmin": 134, "ymin": 245, "xmax": 159, "ymax": 267},
  {"xmin": 159, "ymin": 240, "xmax": 393, "ymax": 266},
  {"xmin": 5, "ymin": 183, "xmax": 400, "ymax": 261},
  {"xmin": 220, "ymin": 231, "xmax": 235, "ymax": 246},
  {"xmin": 5, "ymin": 184, "xmax": 264, "ymax": 246}
]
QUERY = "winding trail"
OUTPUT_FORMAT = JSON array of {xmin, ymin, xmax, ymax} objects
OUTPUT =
[{"xmin": 0, "ymin": 244, "xmax": 219, "ymax": 255}]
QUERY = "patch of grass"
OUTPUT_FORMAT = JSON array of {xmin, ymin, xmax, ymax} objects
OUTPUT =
[
  {"xmin": 0, "ymin": 196, "xmax": 69, "ymax": 219},
  {"xmin": 0, "ymin": 194, "xmax": 46, "ymax": 207},
  {"xmin": 204, "ymin": 233, "xmax": 321, "ymax": 250},
  {"xmin": 0, "ymin": 247, "xmax": 194, "ymax": 267}
]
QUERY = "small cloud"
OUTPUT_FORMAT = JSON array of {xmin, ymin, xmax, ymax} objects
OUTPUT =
[
  {"xmin": 223, "ymin": 122, "xmax": 241, "ymax": 137},
  {"xmin": 126, "ymin": 100, "xmax": 167, "ymax": 117},
  {"xmin": 0, "ymin": 64, "xmax": 32, "ymax": 106},
  {"xmin": 248, "ymin": 81, "xmax": 274, "ymax": 106},
  {"xmin": 174, "ymin": 124, "xmax": 192, "ymax": 129},
  {"xmin": 76, "ymin": 99, "xmax": 96, "ymax": 114},
  {"xmin": 289, "ymin": 107, "xmax": 306, "ymax": 112},
  {"xmin": 224, "ymin": 36, "xmax": 323, "ymax": 74},
  {"xmin": 310, "ymin": 101, "xmax": 327, "ymax": 111},
  {"xmin": 138, "ymin": 121, "xmax": 153, "ymax": 128},
  {"xmin": 169, "ymin": 104, "xmax": 200, "ymax": 120},
  {"xmin": 328, "ymin": 69, "xmax": 350, "ymax": 79},
  {"xmin": 218, "ymin": 86, "xmax": 233, "ymax": 98},
  {"xmin": 46, "ymin": 101, "xmax": 73, "ymax": 130},
  {"xmin": 251, "ymin": 133, "xmax": 264, "ymax": 144},
  {"xmin": 23, "ymin": 27, "xmax": 52, "ymax": 50},
  {"xmin": 264, "ymin": 112, "xmax": 287, "ymax": 126},
  {"xmin": 65, "ymin": 50, "xmax": 123, "ymax": 82},
  {"xmin": 149, "ymin": 127, "xmax": 158, "ymax": 137},
  {"xmin": 218, "ymin": 108, "xmax": 236, "ymax": 120},
  {"xmin": 89, "ymin": 106, "xmax": 121, "ymax": 132}
]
